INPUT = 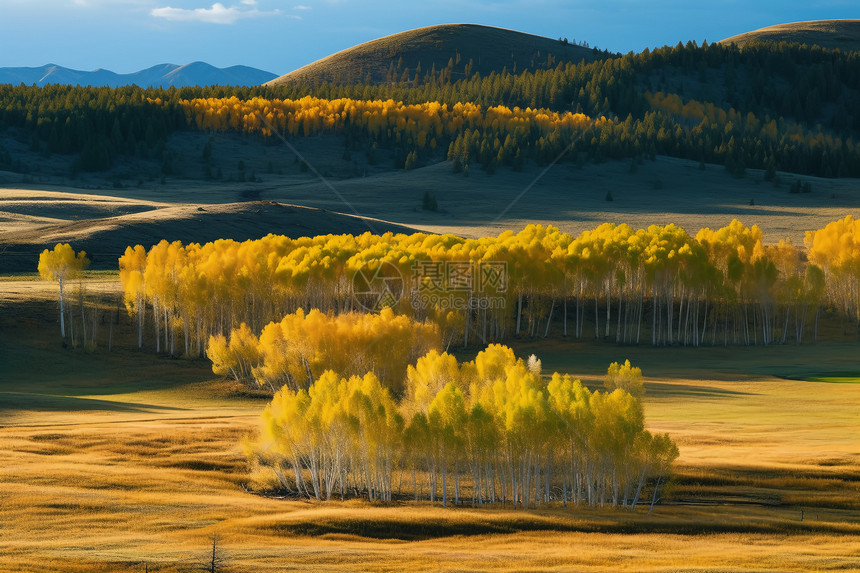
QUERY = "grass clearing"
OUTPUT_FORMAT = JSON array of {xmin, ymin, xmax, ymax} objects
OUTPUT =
[{"xmin": 803, "ymin": 374, "xmax": 860, "ymax": 384}]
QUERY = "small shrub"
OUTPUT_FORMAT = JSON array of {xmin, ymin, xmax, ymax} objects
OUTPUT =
[{"xmin": 422, "ymin": 191, "xmax": 438, "ymax": 211}]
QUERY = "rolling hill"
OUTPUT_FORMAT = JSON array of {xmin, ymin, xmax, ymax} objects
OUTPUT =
[
  {"xmin": 0, "ymin": 62, "xmax": 278, "ymax": 88},
  {"xmin": 267, "ymin": 23, "xmax": 608, "ymax": 86},
  {"xmin": 0, "ymin": 187, "xmax": 419, "ymax": 273},
  {"xmin": 720, "ymin": 19, "xmax": 860, "ymax": 51}
]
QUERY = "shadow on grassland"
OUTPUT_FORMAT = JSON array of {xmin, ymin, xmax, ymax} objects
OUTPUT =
[
  {"xmin": 262, "ymin": 510, "xmax": 860, "ymax": 540},
  {"xmin": 645, "ymin": 382, "xmax": 759, "ymax": 399},
  {"xmin": 0, "ymin": 391, "xmax": 187, "ymax": 414}
]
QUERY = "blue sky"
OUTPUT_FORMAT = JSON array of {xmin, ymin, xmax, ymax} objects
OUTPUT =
[{"xmin": 0, "ymin": 1, "xmax": 856, "ymax": 74}]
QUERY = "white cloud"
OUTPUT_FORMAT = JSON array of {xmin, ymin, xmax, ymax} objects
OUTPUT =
[
  {"xmin": 293, "ymin": 4, "xmax": 311, "ymax": 9},
  {"xmin": 151, "ymin": 2, "xmax": 279, "ymax": 24}
]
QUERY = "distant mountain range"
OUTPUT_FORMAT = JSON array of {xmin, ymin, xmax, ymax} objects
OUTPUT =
[{"xmin": 0, "ymin": 62, "xmax": 278, "ymax": 88}]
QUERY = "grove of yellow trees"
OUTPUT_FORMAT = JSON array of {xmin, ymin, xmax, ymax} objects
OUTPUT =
[
  {"xmin": 174, "ymin": 90, "xmax": 860, "ymax": 177},
  {"xmin": 119, "ymin": 218, "xmax": 860, "ymax": 358},
  {"xmin": 180, "ymin": 95, "xmax": 601, "ymax": 139},
  {"xmin": 178, "ymin": 95, "xmax": 605, "ymax": 170},
  {"xmin": 805, "ymin": 215, "xmax": 860, "ymax": 324},
  {"xmin": 207, "ymin": 308, "xmax": 439, "ymax": 395},
  {"xmin": 247, "ymin": 347, "xmax": 678, "ymax": 509}
]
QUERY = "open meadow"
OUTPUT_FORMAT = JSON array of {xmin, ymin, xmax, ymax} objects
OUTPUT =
[{"xmin": 1, "ymin": 280, "xmax": 858, "ymax": 571}]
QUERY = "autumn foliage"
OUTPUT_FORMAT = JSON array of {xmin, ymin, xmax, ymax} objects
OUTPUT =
[
  {"xmin": 207, "ymin": 308, "xmax": 439, "ymax": 395},
  {"xmin": 179, "ymin": 95, "xmax": 604, "ymax": 170},
  {"xmin": 247, "ymin": 346, "xmax": 678, "ymax": 508},
  {"xmin": 805, "ymin": 215, "xmax": 860, "ymax": 322},
  {"xmin": 38, "ymin": 243, "xmax": 90, "ymax": 339},
  {"xmin": 119, "ymin": 218, "xmax": 860, "ymax": 359}
]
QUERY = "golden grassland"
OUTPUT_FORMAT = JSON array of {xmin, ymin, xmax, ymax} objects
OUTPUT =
[{"xmin": 1, "ymin": 284, "xmax": 859, "ymax": 571}]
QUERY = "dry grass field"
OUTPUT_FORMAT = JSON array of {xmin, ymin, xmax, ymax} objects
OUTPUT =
[{"xmin": 1, "ymin": 281, "xmax": 858, "ymax": 571}]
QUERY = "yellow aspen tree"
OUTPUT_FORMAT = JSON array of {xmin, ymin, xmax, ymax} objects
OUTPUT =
[
  {"xmin": 343, "ymin": 372, "xmax": 403, "ymax": 501},
  {"xmin": 206, "ymin": 323, "xmax": 261, "ymax": 386},
  {"xmin": 38, "ymin": 243, "xmax": 89, "ymax": 338},
  {"xmin": 119, "ymin": 245, "xmax": 147, "ymax": 349},
  {"xmin": 428, "ymin": 382, "xmax": 468, "ymax": 506},
  {"xmin": 604, "ymin": 359, "xmax": 645, "ymax": 397},
  {"xmin": 403, "ymin": 350, "xmax": 462, "ymax": 418}
]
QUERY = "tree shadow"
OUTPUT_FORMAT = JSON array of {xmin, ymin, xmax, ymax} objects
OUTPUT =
[
  {"xmin": 0, "ymin": 391, "xmax": 187, "ymax": 414},
  {"xmin": 646, "ymin": 382, "xmax": 759, "ymax": 399}
]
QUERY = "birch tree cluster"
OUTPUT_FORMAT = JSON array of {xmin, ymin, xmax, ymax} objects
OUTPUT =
[
  {"xmin": 207, "ymin": 308, "xmax": 439, "ymax": 395},
  {"xmin": 248, "ymin": 346, "xmax": 678, "ymax": 509},
  {"xmin": 805, "ymin": 215, "xmax": 860, "ymax": 324},
  {"xmin": 119, "ymin": 217, "xmax": 860, "ymax": 358}
]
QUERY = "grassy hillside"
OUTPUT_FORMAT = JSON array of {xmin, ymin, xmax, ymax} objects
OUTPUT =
[
  {"xmin": 0, "ymin": 131, "xmax": 420, "ymax": 273},
  {"xmin": 721, "ymin": 19, "xmax": 860, "ymax": 51},
  {"xmin": 267, "ymin": 24, "xmax": 605, "ymax": 86},
  {"xmin": 4, "ymin": 130, "xmax": 860, "ymax": 275},
  {"xmin": 0, "ymin": 194, "xmax": 418, "ymax": 274}
]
